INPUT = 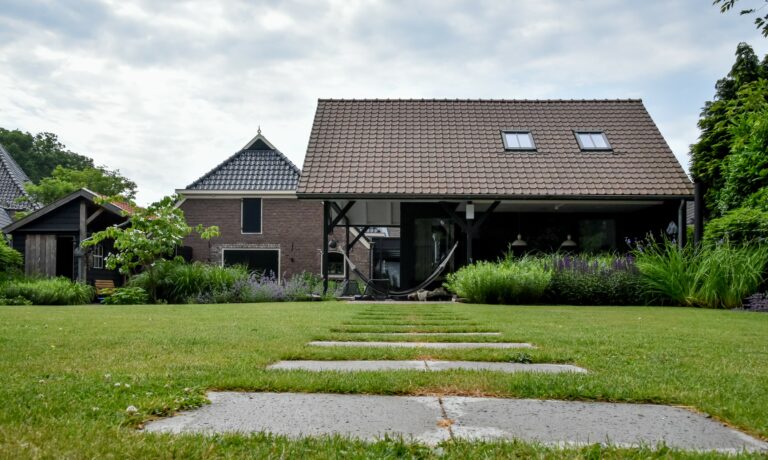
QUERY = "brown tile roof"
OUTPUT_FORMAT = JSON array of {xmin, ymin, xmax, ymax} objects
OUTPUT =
[{"xmin": 297, "ymin": 99, "xmax": 693, "ymax": 199}]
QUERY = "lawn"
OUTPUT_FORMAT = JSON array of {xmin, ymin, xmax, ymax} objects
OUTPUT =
[{"xmin": 0, "ymin": 302, "xmax": 766, "ymax": 459}]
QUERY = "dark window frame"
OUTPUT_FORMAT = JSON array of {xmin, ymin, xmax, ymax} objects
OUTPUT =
[
  {"xmin": 574, "ymin": 131, "xmax": 612, "ymax": 151},
  {"xmin": 326, "ymin": 251, "xmax": 346, "ymax": 279},
  {"xmin": 241, "ymin": 198, "xmax": 263, "ymax": 234},
  {"xmin": 501, "ymin": 130, "xmax": 537, "ymax": 152}
]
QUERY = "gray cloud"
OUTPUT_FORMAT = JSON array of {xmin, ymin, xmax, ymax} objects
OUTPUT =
[{"xmin": 0, "ymin": 0, "xmax": 765, "ymax": 203}]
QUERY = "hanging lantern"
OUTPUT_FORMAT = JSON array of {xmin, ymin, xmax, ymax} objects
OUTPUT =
[
  {"xmin": 511, "ymin": 234, "xmax": 527, "ymax": 247},
  {"xmin": 560, "ymin": 234, "xmax": 577, "ymax": 248}
]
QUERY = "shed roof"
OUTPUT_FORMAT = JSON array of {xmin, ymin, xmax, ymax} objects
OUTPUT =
[
  {"xmin": 183, "ymin": 133, "xmax": 300, "ymax": 192},
  {"xmin": 297, "ymin": 99, "xmax": 693, "ymax": 199}
]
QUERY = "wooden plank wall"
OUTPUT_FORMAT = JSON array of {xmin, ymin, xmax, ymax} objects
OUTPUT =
[{"xmin": 25, "ymin": 234, "xmax": 57, "ymax": 277}]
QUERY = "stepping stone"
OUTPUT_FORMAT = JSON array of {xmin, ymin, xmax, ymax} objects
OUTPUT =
[
  {"xmin": 344, "ymin": 332, "xmax": 502, "ymax": 336},
  {"xmin": 267, "ymin": 360, "xmax": 587, "ymax": 374},
  {"xmin": 144, "ymin": 392, "xmax": 768, "ymax": 452},
  {"xmin": 308, "ymin": 341, "xmax": 534, "ymax": 349},
  {"xmin": 144, "ymin": 392, "xmax": 448, "ymax": 443}
]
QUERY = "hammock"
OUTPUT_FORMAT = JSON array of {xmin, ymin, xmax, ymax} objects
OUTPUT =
[{"xmin": 339, "ymin": 242, "xmax": 459, "ymax": 297}]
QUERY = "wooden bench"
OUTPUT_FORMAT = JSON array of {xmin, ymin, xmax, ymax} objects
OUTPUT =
[{"xmin": 94, "ymin": 279, "xmax": 116, "ymax": 295}]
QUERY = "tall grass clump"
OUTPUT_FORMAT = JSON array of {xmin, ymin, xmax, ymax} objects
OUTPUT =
[
  {"xmin": 0, "ymin": 278, "xmax": 95, "ymax": 305},
  {"xmin": 445, "ymin": 256, "xmax": 551, "ymax": 304},
  {"xmin": 635, "ymin": 238, "xmax": 768, "ymax": 308}
]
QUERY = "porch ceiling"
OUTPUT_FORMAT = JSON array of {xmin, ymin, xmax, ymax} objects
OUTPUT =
[{"xmin": 329, "ymin": 199, "xmax": 669, "ymax": 226}]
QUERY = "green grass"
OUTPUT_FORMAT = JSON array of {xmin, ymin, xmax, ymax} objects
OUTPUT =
[{"xmin": 1, "ymin": 302, "xmax": 767, "ymax": 459}]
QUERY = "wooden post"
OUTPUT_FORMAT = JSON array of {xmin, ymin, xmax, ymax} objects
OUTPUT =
[
  {"xmin": 678, "ymin": 200, "xmax": 687, "ymax": 248},
  {"xmin": 322, "ymin": 201, "xmax": 330, "ymax": 295},
  {"xmin": 77, "ymin": 200, "xmax": 87, "ymax": 282},
  {"xmin": 694, "ymin": 183, "xmax": 704, "ymax": 245}
]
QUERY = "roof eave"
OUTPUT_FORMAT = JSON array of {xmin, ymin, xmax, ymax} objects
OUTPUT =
[{"xmin": 296, "ymin": 192, "xmax": 695, "ymax": 201}]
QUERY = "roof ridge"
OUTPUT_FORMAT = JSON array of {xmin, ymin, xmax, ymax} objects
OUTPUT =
[{"xmin": 317, "ymin": 98, "xmax": 643, "ymax": 103}]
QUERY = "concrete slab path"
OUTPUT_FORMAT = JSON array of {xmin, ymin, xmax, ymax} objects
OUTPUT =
[
  {"xmin": 344, "ymin": 332, "xmax": 502, "ymax": 336},
  {"xmin": 308, "ymin": 341, "xmax": 534, "ymax": 349},
  {"xmin": 144, "ymin": 392, "xmax": 768, "ymax": 453},
  {"xmin": 267, "ymin": 360, "xmax": 587, "ymax": 374}
]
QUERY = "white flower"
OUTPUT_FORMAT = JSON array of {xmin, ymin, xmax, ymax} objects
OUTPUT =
[
  {"xmin": 126, "ymin": 405, "xmax": 138, "ymax": 414},
  {"xmin": 114, "ymin": 383, "xmax": 121, "ymax": 387},
  {"xmin": 124, "ymin": 383, "xmax": 131, "ymax": 388},
  {"xmin": 104, "ymin": 373, "xmax": 111, "ymax": 380}
]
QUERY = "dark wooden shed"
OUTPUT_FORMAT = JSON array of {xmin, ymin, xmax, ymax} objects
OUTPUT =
[{"xmin": 2, "ymin": 189, "xmax": 133, "ymax": 285}]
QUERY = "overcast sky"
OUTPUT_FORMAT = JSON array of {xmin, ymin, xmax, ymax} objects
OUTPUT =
[{"xmin": 1, "ymin": 0, "xmax": 766, "ymax": 204}]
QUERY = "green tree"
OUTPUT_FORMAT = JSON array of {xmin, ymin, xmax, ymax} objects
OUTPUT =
[
  {"xmin": 715, "ymin": 0, "xmax": 768, "ymax": 37},
  {"xmin": 24, "ymin": 165, "xmax": 138, "ymax": 206},
  {"xmin": 0, "ymin": 236, "xmax": 23, "ymax": 281},
  {"xmin": 690, "ymin": 43, "xmax": 768, "ymax": 216},
  {"xmin": 716, "ymin": 98, "xmax": 768, "ymax": 213},
  {"xmin": 0, "ymin": 129, "xmax": 93, "ymax": 183},
  {"xmin": 82, "ymin": 196, "xmax": 219, "ymax": 303}
]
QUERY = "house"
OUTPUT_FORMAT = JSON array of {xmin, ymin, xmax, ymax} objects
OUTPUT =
[
  {"xmin": 2, "ymin": 188, "xmax": 133, "ymax": 284},
  {"xmin": 297, "ymin": 99, "xmax": 694, "ymax": 291},
  {"xmin": 176, "ymin": 130, "xmax": 370, "ymax": 282},
  {"xmin": 0, "ymin": 143, "xmax": 35, "ymax": 227}
]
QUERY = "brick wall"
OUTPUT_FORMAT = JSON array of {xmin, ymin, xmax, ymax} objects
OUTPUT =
[{"xmin": 180, "ymin": 197, "xmax": 370, "ymax": 280}]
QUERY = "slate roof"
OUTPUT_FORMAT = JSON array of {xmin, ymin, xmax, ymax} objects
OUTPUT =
[
  {"xmin": 297, "ymin": 99, "xmax": 694, "ymax": 199},
  {"xmin": 0, "ymin": 143, "xmax": 32, "ymax": 210},
  {"xmin": 0, "ymin": 209, "xmax": 12, "ymax": 228},
  {"xmin": 184, "ymin": 135, "xmax": 300, "ymax": 192}
]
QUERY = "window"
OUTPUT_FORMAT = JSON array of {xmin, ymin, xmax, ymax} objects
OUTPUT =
[
  {"xmin": 579, "ymin": 219, "xmax": 616, "ymax": 252},
  {"xmin": 327, "ymin": 252, "xmax": 345, "ymax": 278},
  {"xmin": 91, "ymin": 244, "xmax": 104, "ymax": 269},
  {"xmin": 502, "ymin": 131, "xmax": 536, "ymax": 151},
  {"xmin": 222, "ymin": 249, "xmax": 280, "ymax": 279},
  {"xmin": 575, "ymin": 131, "xmax": 611, "ymax": 151},
  {"xmin": 241, "ymin": 198, "xmax": 262, "ymax": 233}
]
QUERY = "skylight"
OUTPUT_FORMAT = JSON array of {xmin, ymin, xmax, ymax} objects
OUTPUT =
[
  {"xmin": 575, "ymin": 132, "xmax": 611, "ymax": 151},
  {"xmin": 502, "ymin": 131, "xmax": 536, "ymax": 151}
]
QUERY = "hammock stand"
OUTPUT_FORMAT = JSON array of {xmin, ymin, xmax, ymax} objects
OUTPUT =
[{"xmin": 340, "ymin": 241, "xmax": 459, "ymax": 297}]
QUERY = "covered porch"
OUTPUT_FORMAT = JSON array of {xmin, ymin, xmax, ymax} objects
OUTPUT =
[{"xmin": 321, "ymin": 198, "xmax": 690, "ymax": 292}]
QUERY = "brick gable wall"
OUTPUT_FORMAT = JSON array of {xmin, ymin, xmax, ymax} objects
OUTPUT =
[{"xmin": 180, "ymin": 197, "xmax": 369, "ymax": 280}]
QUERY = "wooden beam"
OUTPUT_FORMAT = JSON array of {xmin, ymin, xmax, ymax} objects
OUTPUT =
[
  {"xmin": 86, "ymin": 208, "xmax": 104, "ymax": 225},
  {"xmin": 329, "ymin": 201, "xmax": 356, "ymax": 230},
  {"xmin": 346, "ymin": 226, "xmax": 370, "ymax": 251},
  {"xmin": 474, "ymin": 201, "xmax": 501, "ymax": 229},
  {"xmin": 439, "ymin": 202, "xmax": 469, "ymax": 233}
]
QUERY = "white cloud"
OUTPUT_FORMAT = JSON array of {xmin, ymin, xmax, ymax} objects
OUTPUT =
[{"xmin": 0, "ymin": 0, "xmax": 765, "ymax": 203}]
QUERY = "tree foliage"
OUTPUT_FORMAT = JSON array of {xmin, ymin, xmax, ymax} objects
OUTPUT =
[
  {"xmin": 82, "ymin": 196, "xmax": 219, "ymax": 302},
  {"xmin": 0, "ymin": 129, "xmax": 93, "ymax": 183},
  {"xmin": 0, "ymin": 236, "xmax": 23, "ymax": 280},
  {"xmin": 690, "ymin": 43, "xmax": 768, "ymax": 216},
  {"xmin": 24, "ymin": 165, "xmax": 138, "ymax": 206},
  {"xmin": 715, "ymin": 0, "xmax": 768, "ymax": 37}
]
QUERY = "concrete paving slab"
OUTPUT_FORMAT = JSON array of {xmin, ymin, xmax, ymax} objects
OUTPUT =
[
  {"xmin": 308, "ymin": 341, "xmax": 534, "ymax": 349},
  {"xmin": 268, "ymin": 360, "xmax": 428, "ymax": 371},
  {"xmin": 144, "ymin": 392, "xmax": 448, "ymax": 443},
  {"xmin": 424, "ymin": 361, "xmax": 587, "ymax": 374},
  {"xmin": 441, "ymin": 397, "xmax": 767, "ymax": 453},
  {"xmin": 267, "ymin": 360, "xmax": 587, "ymax": 374},
  {"xmin": 344, "ymin": 332, "xmax": 502, "ymax": 336},
  {"xmin": 143, "ymin": 392, "xmax": 768, "ymax": 453}
]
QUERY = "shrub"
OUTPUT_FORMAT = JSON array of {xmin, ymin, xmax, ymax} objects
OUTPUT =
[
  {"xmin": 129, "ymin": 260, "xmax": 249, "ymax": 304},
  {"xmin": 0, "ymin": 296, "xmax": 32, "ymax": 306},
  {"xmin": 0, "ymin": 278, "xmax": 95, "ymax": 305},
  {"xmin": 547, "ymin": 254, "xmax": 646, "ymax": 306},
  {"xmin": 0, "ymin": 237, "xmax": 22, "ymax": 280},
  {"xmin": 101, "ymin": 287, "xmax": 149, "ymax": 305},
  {"xmin": 635, "ymin": 239, "xmax": 768, "ymax": 308},
  {"xmin": 444, "ymin": 256, "xmax": 551, "ymax": 304},
  {"xmin": 704, "ymin": 206, "xmax": 768, "ymax": 246}
]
